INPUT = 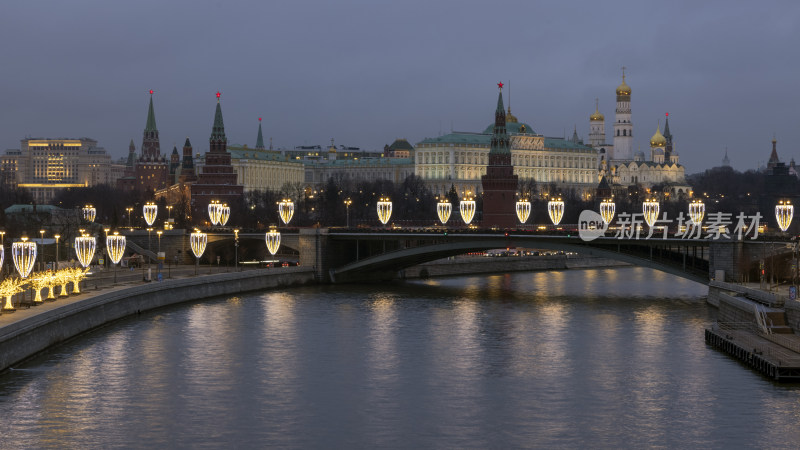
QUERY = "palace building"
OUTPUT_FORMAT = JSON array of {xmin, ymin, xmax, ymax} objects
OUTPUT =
[{"xmin": 415, "ymin": 90, "xmax": 598, "ymax": 198}]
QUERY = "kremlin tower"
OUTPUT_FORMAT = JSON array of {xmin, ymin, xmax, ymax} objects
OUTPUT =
[
  {"xmin": 190, "ymin": 92, "xmax": 244, "ymax": 223},
  {"xmin": 612, "ymin": 69, "xmax": 633, "ymax": 161},
  {"xmin": 480, "ymin": 82, "xmax": 519, "ymax": 228}
]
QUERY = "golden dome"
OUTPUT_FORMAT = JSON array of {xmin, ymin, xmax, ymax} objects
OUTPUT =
[
  {"xmin": 616, "ymin": 79, "xmax": 631, "ymax": 96},
  {"xmin": 590, "ymin": 107, "xmax": 604, "ymax": 121},
  {"xmin": 506, "ymin": 107, "xmax": 518, "ymax": 123},
  {"xmin": 650, "ymin": 125, "xmax": 666, "ymax": 148}
]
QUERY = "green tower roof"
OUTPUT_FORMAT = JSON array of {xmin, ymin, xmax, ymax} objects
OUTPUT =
[
  {"xmin": 145, "ymin": 93, "xmax": 157, "ymax": 132},
  {"xmin": 256, "ymin": 120, "xmax": 265, "ymax": 149},
  {"xmin": 210, "ymin": 94, "xmax": 226, "ymax": 142}
]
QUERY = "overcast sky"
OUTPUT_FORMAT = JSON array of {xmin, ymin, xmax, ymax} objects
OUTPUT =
[{"xmin": 1, "ymin": 0, "xmax": 798, "ymax": 174}]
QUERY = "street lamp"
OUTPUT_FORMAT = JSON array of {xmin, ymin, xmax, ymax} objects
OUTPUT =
[
  {"xmin": 54, "ymin": 234, "xmax": 60, "ymax": 270},
  {"xmin": 600, "ymin": 199, "xmax": 615, "ymax": 225},
  {"xmin": 278, "ymin": 199, "xmax": 295, "ymax": 225},
  {"xmin": 515, "ymin": 198, "xmax": 531, "ymax": 225},
  {"xmin": 0, "ymin": 230, "xmax": 5, "ymax": 276},
  {"xmin": 7, "ymin": 238, "xmax": 36, "ymax": 312},
  {"xmin": 643, "ymin": 198, "xmax": 660, "ymax": 227},
  {"xmin": 190, "ymin": 230, "xmax": 207, "ymax": 275},
  {"xmin": 39, "ymin": 229, "xmax": 45, "ymax": 271},
  {"xmin": 147, "ymin": 228, "xmax": 153, "ymax": 269},
  {"xmin": 437, "ymin": 199, "xmax": 452, "ymax": 225},
  {"xmin": 167, "ymin": 205, "xmax": 173, "ymax": 220},
  {"xmin": 344, "ymin": 198, "xmax": 353, "ymax": 228},
  {"xmin": 234, "ymin": 229, "xmax": 240, "ymax": 272},
  {"xmin": 126, "ymin": 207, "xmax": 134, "ymax": 230},
  {"xmin": 548, "ymin": 198, "xmax": 565, "ymax": 226},
  {"xmin": 377, "ymin": 197, "xmax": 392, "ymax": 225},
  {"xmin": 157, "ymin": 230, "xmax": 163, "ymax": 253},
  {"xmin": 776, "ymin": 200, "xmax": 793, "ymax": 232},
  {"xmin": 106, "ymin": 232, "xmax": 126, "ymax": 284}
]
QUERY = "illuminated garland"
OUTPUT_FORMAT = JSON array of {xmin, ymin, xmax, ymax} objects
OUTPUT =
[
  {"xmin": 190, "ymin": 231, "xmax": 207, "ymax": 258},
  {"xmin": 143, "ymin": 202, "xmax": 158, "ymax": 227},
  {"xmin": 278, "ymin": 199, "xmax": 295, "ymax": 225},
  {"xmin": 459, "ymin": 197, "xmax": 476, "ymax": 225},
  {"xmin": 548, "ymin": 198, "xmax": 564, "ymax": 226},
  {"xmin": 12, "ymin": 238, "xmax": 36, "ymax": 279},
  {"xmin": 643, "ymin": 199, "xmax": 660, "ymax": 227},
  {"xmin": 689, "ymin": 200, "xmax": 705, "ymax": 224},
  {"xmin": 82, "ymin": 204, "xmax": 96, "ymax": 222},
  {"xmin": 776, "ymin": 201, "xmax": 793, "ymax": 232},
  {"xmin": 219, "ymin": 204, "xmax": 230, "ymax": 226},
  {"xmin": 106, "ymin": 232, "xmax": 126, "ymax": 264},
  {"xmin": 75, "ymin": 235, "xmax": 96, "ymax": 268},
  {"xmin": 516, "ymin": 199, "xmax": 531, "ymax": 224},
  {"xmin": 599, "ymin": 199, "xmax": 616, "ymax": 225},
  {"xmin": 265, "ymin": 226, "xmax": 281, "ymax": 256},
  {"xmin": 437, "ymin": 200, "xmax": 452, "ymax": 225},
  {"xmin": 377, "ymin": 197, "xmax": 392, "ymax": 225},
  {"xmin": 208, "ymin": 200, "xmax": 222, "ymax": 226}
]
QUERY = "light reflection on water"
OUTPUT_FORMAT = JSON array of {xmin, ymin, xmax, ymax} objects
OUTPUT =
[{"xmin": 4, "ymin": 267, "xmax": 800, "ymax": 447}]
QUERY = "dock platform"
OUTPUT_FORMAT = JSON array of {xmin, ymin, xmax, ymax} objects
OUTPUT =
[{"xmin": 705, "ymin": 323, "xmax": 800, "ymax": 381}]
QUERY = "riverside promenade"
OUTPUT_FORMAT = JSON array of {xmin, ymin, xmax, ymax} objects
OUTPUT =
[{"xmin": 0, "ymin": 265, "xmax": 315, "ymax": 373}]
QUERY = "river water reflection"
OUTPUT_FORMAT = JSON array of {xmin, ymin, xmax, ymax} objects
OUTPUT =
[{"xmin": 3, "ymin": 267, "xmax": 800, "ymax": 448}]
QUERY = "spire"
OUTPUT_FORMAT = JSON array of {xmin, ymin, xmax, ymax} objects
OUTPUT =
[
  {"xmin": 184, "ymin": 137, "xmax": 191, "ymax": 147},
  {"xmin": 722, "ymin": 147, "xmax": 730, "ymax": 167},
  {"xmin": 256, "ymin": 117, "xmax": 265, "ymax": 150},
  {"xmin": 145, "ymin": 90, "xmax": 157, "ymax": 132},
  {"xmin": 210, "ymin": 92, "xmax": 226, "ymax": 143},
  {"xmin": 663, "ymin": 112, "xmax": 672, "ymax": 141},
  {"xmin": 490, "ymin": 82, "xmax": 510, "ymax": 155}
]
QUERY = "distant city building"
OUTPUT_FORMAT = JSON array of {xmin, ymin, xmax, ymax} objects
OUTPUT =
[
  {"xmin": 227, "ymin": 144, "xmax": 304, "ymax": 192},
  {"xmin": 303, "ymin": 140, "xmax": 413, "ymax": 185},
  {"xmin": 1, "ymin": 137, "xmax": 115, "ymax": 203},
  {"xmin": 189, "ymin": 93, "xmax": 244, "ymax": 221}
]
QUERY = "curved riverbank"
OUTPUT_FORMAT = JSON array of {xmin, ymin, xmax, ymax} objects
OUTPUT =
[{"xmin": 0, "ymin": 267, "xmax": 314, "ymax": 372}]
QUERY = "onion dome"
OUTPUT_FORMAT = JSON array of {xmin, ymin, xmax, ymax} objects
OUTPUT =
[
  {"xmin": 616, "ymin": 78, "xmax": 631, "ymax": 96},
  {"xmin": 590, "ymin": 106, "xmax": 604, "ymax": 121},
  {"xmin": 650, "ymin": 125, "xmax": 666, "ymax": 148}
]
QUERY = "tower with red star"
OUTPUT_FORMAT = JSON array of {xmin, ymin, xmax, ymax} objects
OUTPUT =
[
  {"xmin": 480, "ymin": 82, "xmax": 518, "ymax": 228},
  {"xmin": 190, "ymin": 92, "xmax": 243, "ymax": 222}
]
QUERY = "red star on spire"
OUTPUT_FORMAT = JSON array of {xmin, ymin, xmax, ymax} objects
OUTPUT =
[
  {"xmin": 258, "ymin": 117, "xmax": 262, "ymax": 122},
  {"xmin": 666, "ymin": 112, "xmax": 669, "ymax": 117},
  {"xmin": 216, "ymin": 91, "xmax": 221, "ymax": 99},
  {"xmin": 149, "ymin": 89, "xmax": 154, "ymax": 95},
  {"xmin": 497, "ymin": 82, "xmax": 504, "ymax": 89}
]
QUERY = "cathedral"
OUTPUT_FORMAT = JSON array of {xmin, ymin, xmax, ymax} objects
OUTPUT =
[{"xmin": 590, "ymin": 70, "xmax": 690, "ymax": 198}]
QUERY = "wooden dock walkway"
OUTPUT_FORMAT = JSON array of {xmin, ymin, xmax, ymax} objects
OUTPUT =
[{"xmin": 705, "ymin": 324, "xmax": 800, "ymax": 381}]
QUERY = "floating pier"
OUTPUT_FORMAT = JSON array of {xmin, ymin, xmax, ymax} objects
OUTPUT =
[{"xmin": 705, "ymin": 324, "xmax": 800, "ymax": 381}]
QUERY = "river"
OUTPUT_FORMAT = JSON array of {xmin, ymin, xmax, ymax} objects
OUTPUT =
[{"xmin": 2, "ymin": 267, "xmax": 800, "ymax": 448}]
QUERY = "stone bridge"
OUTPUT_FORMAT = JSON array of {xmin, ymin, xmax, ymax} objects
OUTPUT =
[{"xmin": 118, "ymin": 228, "xmax": 794, "ymax": 284}]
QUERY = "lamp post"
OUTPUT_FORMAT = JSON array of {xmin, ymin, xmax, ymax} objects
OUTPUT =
[
  {"xmin": 776, "ymin": 200, "xmax": 793, "ymax": 232},
  {"xmin": 234, "ymin": 229, "xmax": 239, "ymax": 272},
  {"xmin": 39, "ymin": 229, "xmax": 45, "ymax": 271},
  {"xmin": 126, "ymin": 207, "xmax": 133, "ymax": 230},
  {"xmin": 344, "ymin": 198, "xmax": 352, "ymax": 228},
  {"xmin": 54, "ymin": 234, "xmax": 60, "ymax": 270},
  {"xmin": 0, "ymin": 230, "xmax": 5, "ymax": 276},
  {"xmin": 643, "ymin": 198, "xmax": 660, "ymax": 228},
  {"xmin": 459, "ymin": 195, "xmax": 476, "ymax": 225},
  {"xmin": 103, "ymin": 228, "xmax": 110, "ymax": 269},
  {"xmin": 9, "ymin": 237, "xmax": 37, "ymax": 312},
  {"xmin": 147, "ymin": 227, "xmax": 153, "ymax": 269},
  {"xmin": 515, "ymin": 198, "xmax": 531, "ymax": 225},
  {"xmin": 548, "ymin": 198, "xmax": 565, "ymax": 226},
  {"xmin": 167, "ymin": 205, "xmax": 173, "ymax": 220},
  {"xmin": 265, "ymin": 226, "xmax": 281, "ymax": 263},
  {"xmin": 599, "ymin": 199, "xmax": 616, "ymax": 225},
  {"xmin": 82, "ymin": 205, "xmax": 96, "ymax": 223}
]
